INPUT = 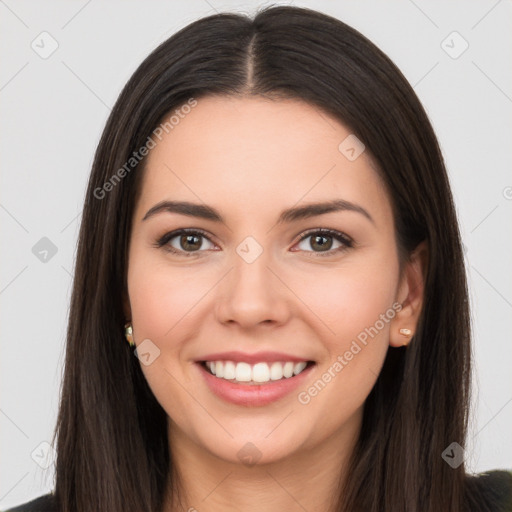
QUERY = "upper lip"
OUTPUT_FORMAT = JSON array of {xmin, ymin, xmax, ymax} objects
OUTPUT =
[{"xmin": 196, "ymin": 351, "xmax": 314, "ymax": 364}]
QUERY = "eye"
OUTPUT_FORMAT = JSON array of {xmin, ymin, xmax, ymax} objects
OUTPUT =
[
  {"xmin": 155, "ymin": 229, "xmax": 217, "ymax": 256},
  {"xmin": 292, "ymin": 229, "xmax": 353, "ymax": 256},
  {"xmin": 155, "ymin": 228, "xmax": 353, "ymax": 257}
]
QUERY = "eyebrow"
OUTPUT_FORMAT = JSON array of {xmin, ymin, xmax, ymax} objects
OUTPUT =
[{"xmin": 142, "ymin": 199, "xmax": 374, "ymax": 225}]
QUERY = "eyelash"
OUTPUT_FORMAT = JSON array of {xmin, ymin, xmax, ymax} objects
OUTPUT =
[{"xmin": 154, "ymin": 227, "xmax": 354, "ymax": 258}]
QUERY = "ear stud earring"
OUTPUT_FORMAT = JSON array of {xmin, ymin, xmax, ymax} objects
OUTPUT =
[
  {"xmin": 124, "ymin": 322, "xmax": 135, "ymax": 347},
  {"xmin": 399, "ymin": 328, "xmax": 412, "ymax": 346}
]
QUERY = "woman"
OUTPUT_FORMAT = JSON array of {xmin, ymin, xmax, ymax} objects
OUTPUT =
[{"xmin": 5, "ymin": 5, "xmax": 511, "ymax": 512}]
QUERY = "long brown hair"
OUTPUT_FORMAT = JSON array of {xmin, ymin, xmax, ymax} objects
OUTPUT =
[{"xmin": 53, "ymin": 6, "xmax": 485, "ymax": 511}]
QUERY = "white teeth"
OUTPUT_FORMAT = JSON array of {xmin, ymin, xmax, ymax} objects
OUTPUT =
[
  {"xmin": 269, "ymin": 362, "xmax": 283, "ymax": 381},
  {"xmin": 283, "ymin": 362, "xmax": 294, "ymax": 378},
  {"xmin": 235, "ymin": 362, "xmax": 252, "ymax": 382},
  {"xmin": 223, "ymin": 361, "xmax": 236, "ymax": 380},
  {"xmin": 252, "ymin": 362, "xmax": 270, "ymax": 383},
  {"xmin": 205, "ymin": 360, "xmax": 309, "ymax": 383},
  {"xmin": 293, "ymin": 362, "xmax": 307, "ymax": 375}
]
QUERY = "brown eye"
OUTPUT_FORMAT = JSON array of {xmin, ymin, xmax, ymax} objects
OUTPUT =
[
  {"xmin": 179, "ymin": 233, "xmax": 203, "ymax": 251},
  {"xmin": 309, "ymin": 234, "xmax": 333, "ymax": 251},
  {"xmin": 157, "ymin": 229, "xmax": 216, "ymax": 254},
  {"xmin": 293, "ymin": 229, "xmax": 353, "ymax": 255}
]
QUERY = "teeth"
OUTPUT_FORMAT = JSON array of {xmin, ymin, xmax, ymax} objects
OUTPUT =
[
  {"xmin": 235, "ymin": 362, "xmax": 252, "ymax": 382},
  {"xmin": 283, "ymin": 362, "xmax": 294, "ymax": 378},
  {"xmin": 252, "ymin": 362, "xmax": 270, "ymax": 383},
  {"xmin": 293, "ymin": 362, "xmax": 307, "ymax": 375},
  {"xmin": 204, "ymin": 360, "xmax": 309, "ymax": 383},
  {"xmin": 223, "ymin": 361, "xmax": 236, "ymax": 380},
  {"xmin": 269, "ymin": 362, "xmax": 283, "ymax": 380}
]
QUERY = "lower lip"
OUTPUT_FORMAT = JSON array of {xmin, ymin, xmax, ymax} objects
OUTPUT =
[{"xmin": 197, "ymin": 362, "xmax": 315, "ymax": 407}]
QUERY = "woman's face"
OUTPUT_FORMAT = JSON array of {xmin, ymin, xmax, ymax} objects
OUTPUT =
[{"xmin": 127, "ymin": 95, "xmax": 420, "ymax": 466}]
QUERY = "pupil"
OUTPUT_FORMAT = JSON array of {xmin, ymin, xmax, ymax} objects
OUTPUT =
[
  {"xmin": 181, "ymin": 234, "xmax": 201, "ymax": 251},
  {"xmin": 311, "ymin": 235, "xmax": 332, "ymax": 251}
]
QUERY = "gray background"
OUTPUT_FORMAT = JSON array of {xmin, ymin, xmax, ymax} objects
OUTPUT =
[{"xmin": 1, "ymin": 0, "xmax": 511, "ymax": 508}]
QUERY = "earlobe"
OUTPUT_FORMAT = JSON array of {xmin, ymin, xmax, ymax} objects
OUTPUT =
[{"xmin": 389, "ymin": 241, "xmax": 428, "ymax": 347}]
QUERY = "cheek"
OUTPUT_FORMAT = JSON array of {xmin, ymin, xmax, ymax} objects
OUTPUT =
[
  {"xmin": 288, "ymin": 257, "xmax": 399, "ymax": 349},
  {"xmin": 288, "ymin": 254, "xmax": 399, "ymax": 430},
  {"xmin": 126, "ymin": 254, "xmax": 213, "ymax": 424},
  {"xmin": 127, "ymin": 253, "xmax": 213, "ymax": 341}
]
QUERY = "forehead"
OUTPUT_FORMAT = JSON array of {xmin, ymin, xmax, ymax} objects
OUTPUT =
[{"xmin": 136, "ymin": 95, "xmax": 392, "ymax": 225}]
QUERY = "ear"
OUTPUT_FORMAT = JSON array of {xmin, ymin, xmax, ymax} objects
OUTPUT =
[{"xmin": 389, "ymin": 240, "xmax": 428, "ymax": 348}]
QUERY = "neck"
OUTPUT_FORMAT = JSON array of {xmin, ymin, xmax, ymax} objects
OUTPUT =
[{"xmin": 162, "ymin": 413, "xmax": 362, "ymax": 512}]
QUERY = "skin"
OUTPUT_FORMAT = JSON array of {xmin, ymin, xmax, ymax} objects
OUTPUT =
[{"xmin": 125, "ymin": 96, "xmax": 427, "ymax": 511}]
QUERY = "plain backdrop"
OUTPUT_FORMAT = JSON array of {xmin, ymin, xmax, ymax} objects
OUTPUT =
[{"xmin": 1, "ymin": 0, "xmax": 511, "ymax": 508}]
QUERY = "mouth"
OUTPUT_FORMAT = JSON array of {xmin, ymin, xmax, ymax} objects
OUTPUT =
[
  {"xmin": 195, "ymin": 354, "xmax": 316, "ymax": 406},
  {"xmin": 200, "ymin": 359, "xmax": 315, "ymax": 385}
]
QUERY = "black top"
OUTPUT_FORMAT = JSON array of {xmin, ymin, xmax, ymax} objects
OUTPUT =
[{"xmin": 3, "ymin": 470, "xmax": 512, "ymax": 511}]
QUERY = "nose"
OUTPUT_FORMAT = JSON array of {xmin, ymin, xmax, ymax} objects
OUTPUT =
[{"xmin": 214, "ymin": 249, "xmax": 292, "ymax": 329}]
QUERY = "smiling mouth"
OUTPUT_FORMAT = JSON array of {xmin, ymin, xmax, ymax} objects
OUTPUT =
[{"xmin": 200, "ymin": 360, "xmax": 315, "ymax": 385}]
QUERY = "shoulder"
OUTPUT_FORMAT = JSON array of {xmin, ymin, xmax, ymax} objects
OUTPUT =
[
  {"xmin": 465, "ymin": 469, "xmax": 512, "ymax": 512},
  {"xmin": 2, "ymin": 493, "xmax": 57, "ymax": 512}
]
